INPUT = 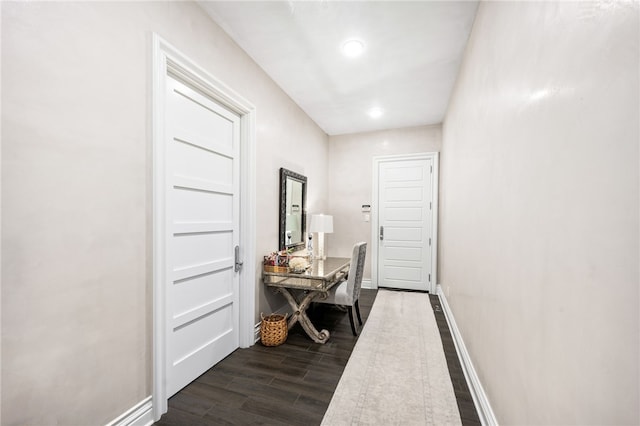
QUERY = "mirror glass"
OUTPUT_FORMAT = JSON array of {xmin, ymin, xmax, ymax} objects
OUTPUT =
[{"xmin": 279, "ymin": 168, "xmax": 307, "ymax": 251}]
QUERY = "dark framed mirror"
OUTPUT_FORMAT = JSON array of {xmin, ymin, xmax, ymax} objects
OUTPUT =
[{"xmin": 279, "ymin": 168, "xmax": 307, "ymax": 251}]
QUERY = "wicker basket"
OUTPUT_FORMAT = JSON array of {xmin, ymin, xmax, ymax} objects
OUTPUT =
[{"xmin": 260, "ymin": 313, "xmax": 288, "ymax": 346}]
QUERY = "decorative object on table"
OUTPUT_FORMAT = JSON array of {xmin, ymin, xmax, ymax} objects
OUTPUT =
[
  {"xmin": 307, "ymin": 234, "xmax": 314, "ymax": 258},
  {"xmin": 310, "ymin": 214, "xmax": 333, "ymax": 260},
  {"xmin": 260, "ymin": 313, "xmax": 288, "ymax": 346},
  {"xmin": 263, "ymin": 250, "xmax": 290, "ymax": 273},
  {"xmin": 288, "ymin": 257, "xmax": 309, "ymax": 273}
]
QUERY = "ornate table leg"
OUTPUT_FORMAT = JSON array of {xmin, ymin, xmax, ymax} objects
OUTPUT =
[{"xmin": 276, "ymin": 288, "xmax": 330, "ymax": 344}]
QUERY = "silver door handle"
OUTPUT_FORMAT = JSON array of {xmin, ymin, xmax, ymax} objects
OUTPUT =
[
  {"xmin": 234, "ymin": 245, "xmax": 243, "ymax": 272},
  {"xmin": 380, "ymin": 226, "xmax": 384, "ymax": 241}
]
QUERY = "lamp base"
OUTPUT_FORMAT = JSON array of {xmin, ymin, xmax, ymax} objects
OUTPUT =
[{"xmin": 316, "ymin": 232, "xmax": 326, "ymax": 261}]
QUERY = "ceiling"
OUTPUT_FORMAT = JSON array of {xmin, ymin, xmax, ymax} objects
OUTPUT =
[{"xmin": 199, "ymin": 1, "xmax": 479, "ymax": 136}]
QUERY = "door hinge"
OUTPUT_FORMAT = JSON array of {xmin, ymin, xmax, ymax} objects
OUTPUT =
[
  {"xmin": 429, "ymin": 201, "xmax": 432, "ymax": 210},
  {"xmin": 430, "ymin": 165, "xmax": 433, "ymax": 173},
  {"xmin": 429, "ymin": 237, "xmax": 431, "ymax": 246},
  {"xmin": 428, "ymin": 273, "xmax": 431, "ymax": 282}
]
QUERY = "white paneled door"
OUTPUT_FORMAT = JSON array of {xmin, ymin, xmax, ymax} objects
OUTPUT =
[
  {"xmin": 375, "ymin": 154, "xmax": 437, "ymax": 292},
  {"xmin": 165, "ymin": 75, "xmax": 240, "ymax": 397}
]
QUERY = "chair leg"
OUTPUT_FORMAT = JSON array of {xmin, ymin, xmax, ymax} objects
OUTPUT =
[
  {"xmin": 355, "ymin": 300, "xmax": 363, "ymax": 325},
  {"xmin": 347, "ymin": 306, "xmax": 358, "ymax": 336}
]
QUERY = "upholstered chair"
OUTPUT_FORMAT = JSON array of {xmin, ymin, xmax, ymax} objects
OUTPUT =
[{"xmin": 315, "ymin": 242, "xmax": 367, "ymax": 335}]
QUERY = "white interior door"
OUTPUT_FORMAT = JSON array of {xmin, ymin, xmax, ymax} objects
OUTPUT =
[
  {"xmin": 165, "ymin": 75, "xmax": 240, "ymax": 397},
  {"xmin": 375, "ymin": 155, "xmax": 436, "ymax": 292}
]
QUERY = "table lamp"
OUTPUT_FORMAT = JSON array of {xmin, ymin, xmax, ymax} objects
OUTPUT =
[{"xmin": 309, "ymin": 214, "xmax": 333, "ymax": 260}]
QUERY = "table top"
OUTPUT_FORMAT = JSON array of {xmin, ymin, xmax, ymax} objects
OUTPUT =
[{"xmin": 263, "ymin": 257, "xmax": 350, "ymax": 291}]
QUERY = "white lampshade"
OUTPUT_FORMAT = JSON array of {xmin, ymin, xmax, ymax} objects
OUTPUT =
[{"xmin": 310, "ymin": 214, "xmax": 333, "ymax": 233}]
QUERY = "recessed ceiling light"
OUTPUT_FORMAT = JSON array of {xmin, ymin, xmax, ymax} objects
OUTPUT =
[
  {"xmin": 342, "ymin": 39, "xmax": 365, "ymax": 58},
  {"xmin": 368, "ymin": 107, "xmax": 383, "ymax": 119}
]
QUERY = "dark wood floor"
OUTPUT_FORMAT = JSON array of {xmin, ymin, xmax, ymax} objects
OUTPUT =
[
  {"xmin": 155, "ymin": 289, "xmax": 480, "ymax": 425},
  {"xmin": 429, "ymin": 294, "xmax": 481, "ymax": 425}
]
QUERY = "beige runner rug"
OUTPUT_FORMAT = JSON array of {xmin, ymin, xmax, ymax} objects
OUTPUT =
[{"xmin": 321, "ymin": 289, "xmax": 462, "ymax": 425}]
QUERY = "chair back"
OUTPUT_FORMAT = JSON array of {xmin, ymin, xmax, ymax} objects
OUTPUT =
[{"xmin": 346, "ymin": 242, "xmax": 367, "ymax": 304}]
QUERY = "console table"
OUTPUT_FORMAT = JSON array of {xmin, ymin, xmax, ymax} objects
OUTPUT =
[{"xmin": 263, "ymin": 257, "xmax": 350, "ymax": 344}]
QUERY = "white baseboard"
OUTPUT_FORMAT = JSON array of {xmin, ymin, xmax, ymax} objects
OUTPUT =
[
  {"xmin": 105, "ymin": 396, "xmax": 153, "ymax": 426},
  {"xmin": 361, "ymin": 278, "xmax": 373, "ymax": 289},
  {"xmin": 436, "ymin": 285, "xmax": 498, "ymax": 426}
]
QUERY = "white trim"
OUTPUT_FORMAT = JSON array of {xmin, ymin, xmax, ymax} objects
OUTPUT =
[
  {"xmin": 371, "ymin": 158, "xmax": 379, "ymax": 290},
  {"xmin": 436, "ymin": 285, "xmax": 499, "ymax": 426},
  {"xmin": 431, "ymin": 153, "xmax": 439, "ymax": 290},
  {"xmin": 105, "ymin": 396, "xmax": 153, "ymax": 426},
  {"xmin": 239, "ymin": 92, "xmax": 257, "ymax": 350},
  {"xmin": 151, "ymin": 33, "xmax": 256, "ymax": 421},
  {"xmin": 371, "ymin": 152, "xmax": 439, "ymax": 293},
  {"xmin": 361, "ymin": 278, "xmax": 373, "ymax": 289},
  {"xmin": 254, "ymin": 322, "xmax": 262, "ymax": 343}
]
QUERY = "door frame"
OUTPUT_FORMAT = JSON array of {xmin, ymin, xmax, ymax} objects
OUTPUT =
[
  {"xmin": 371, "ymin": 152, "xmax": 439, "ymax": 293},
  {"xmin": 151, "ymin": 34, "xmax": 256, "ymax": 420}
]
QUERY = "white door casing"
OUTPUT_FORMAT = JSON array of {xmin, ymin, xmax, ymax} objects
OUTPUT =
[
  {"xmin": 372, "ymin": 153, "xmax": 438, "ymax": 292},
  {"xmin": 152, "ymin": 34, "xmax": 256, "ymax": 420}
]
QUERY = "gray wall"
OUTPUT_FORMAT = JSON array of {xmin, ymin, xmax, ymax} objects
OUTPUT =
[
  {"xmin": 327, "ymin": 125, "xmax": 442, "ymax": 279},
  {"xmin": 440, "ymin": 1, "xmax": 639, "ymax": 424},
  {"xmin": 1, "ymin": 2, "xmax": 328, "ymax": 424}
]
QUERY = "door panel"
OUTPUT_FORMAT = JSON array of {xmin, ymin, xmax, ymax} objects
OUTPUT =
[
  {"xmin": 172, "ymin": 232, "xmax": 233, "ymax": 268},
  {"xmin": 378, "ymin": 158, "xmax": 433, "ymax": 291},
  {"xmin": 384, "ymin": 265, "xmax": 423, "ymax": 282},
  {"xmin": 383, "ymin": 165, "xmax": 424, "ymax": 181},
  {"xmin": 385, "ymin": 247, "xmax": 423, "ymax": 262},
  {"xmin": 165, "ymin": 75, "xmax": 240, "ymax": 397},
  {"xmin": 384, "ymin": 227, "xmax": 423, "ymax": 241},
  {"xmin": 384, "ymin": 187, "xmax": 423, "ymax": 202},
  {"xmin": 172, "ymin": 190, "xmax": 232, "ymax": 224},
  {"xmin": 173, "ymin": 141, "xmax": 233, "ymax": 184},
  {"xmin": 171, "ymin": 86, "xmax": 235, "ymax": 150},
  {"xmin": 171, "ymin": 301, "xmax": 234, "ymax": 357},
  {"xmin": 173, "ymin": 270, "xmax": 234, "ymax": 317},
  {"xmin": 385, "ymin": 207, "xmax": 423, "ymax": 221}
]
